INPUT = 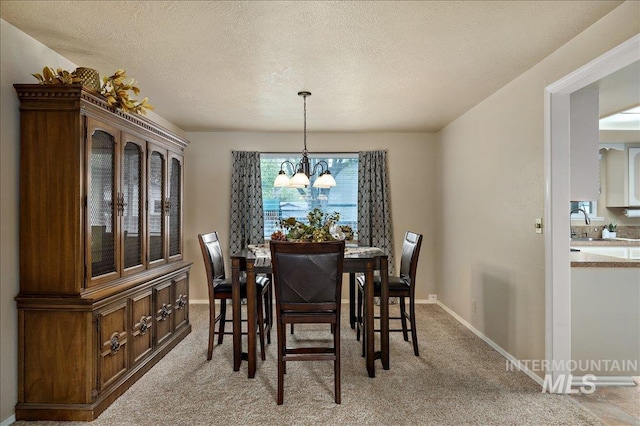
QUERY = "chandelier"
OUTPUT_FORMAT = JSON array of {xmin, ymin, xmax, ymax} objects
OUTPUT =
[{"xmin": 273, "ymin": 91, "xmax": 337, "ymax": 189}]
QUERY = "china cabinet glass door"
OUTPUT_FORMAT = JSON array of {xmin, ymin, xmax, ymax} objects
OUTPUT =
[
  {"xmin": 148, "ymin": 146, "xmax": 166, "ymax": 266},
  {"xmin": 122, "ymin": 136, "xmax": 145, "ymax": 274},
  {"xmin": 88, "ymin": 122, "xmax": 118, "ymax": 283},
  {"xmin": 168, "ymin": 154, "xmax": 183, "ymax": 259}
]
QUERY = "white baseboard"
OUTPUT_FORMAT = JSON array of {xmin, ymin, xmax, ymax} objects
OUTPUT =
[
  {"xmin": 1, "ymin": 415, "xmax": 16, "ymax": 426},
  {"xmin": 190, "ymin": 299, "xmax": 208, "ymax": 304},
  {"xmin": 572, "ymin": 376, "xmax": 637, "ymax": 387},
  {"xmin": 435, "ymin": 301, "xmax": 544, "ymax": 387},
  {"xmin": 435, "ymin": 301, "xmax": 639, "ymax": 389}
]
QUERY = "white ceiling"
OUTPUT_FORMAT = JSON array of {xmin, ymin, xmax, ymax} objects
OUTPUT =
[{"xmin": 0, "ymin": 1, "xmax": 625, "ymax": 132}]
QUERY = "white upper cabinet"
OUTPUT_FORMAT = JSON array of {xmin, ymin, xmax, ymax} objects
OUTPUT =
[
  {"xmin": 605, "ymin": 144, "xmax": 640, "ymax": 207},
  {"xmin": 570, "ymin": 87, "xmax": 600, "ymax": 201},
  {"xmin": 629, "ymin": 147, "xmax": 640, "ymax": 205}
]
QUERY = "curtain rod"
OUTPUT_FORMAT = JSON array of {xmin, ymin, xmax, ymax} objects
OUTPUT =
[{"xmin": 261, "ymin": 151, "xmax": 358, "ymax": 155}]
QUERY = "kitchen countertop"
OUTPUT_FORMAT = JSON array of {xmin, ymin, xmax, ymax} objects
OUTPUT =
[
  {"xmin": 570, "ymin": 238, "xmax": 640, "ymax": 247},
  {"xmin": 571, "ymin": 251, "xmax": 640, "ymax": 268}
]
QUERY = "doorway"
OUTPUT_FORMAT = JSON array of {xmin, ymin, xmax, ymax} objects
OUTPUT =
[{"xmin": 544, "ymin": 35, "xmax": 640, "ymax": 388}]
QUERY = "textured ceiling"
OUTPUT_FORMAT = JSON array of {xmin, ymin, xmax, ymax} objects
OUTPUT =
[{"xmin": 0, "ymin": 1, "xmax": 624, "ymax": 132}]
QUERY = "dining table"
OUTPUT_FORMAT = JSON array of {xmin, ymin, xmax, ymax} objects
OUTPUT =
[{"xmin": 230, "ymin": 245, "xmax": 390, "ymax": 379}]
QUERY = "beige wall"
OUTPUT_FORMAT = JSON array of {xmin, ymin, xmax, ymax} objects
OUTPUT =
[
  {"xmin": 184, "ymin": 132, "xmax": 439, "ymax": 303},
  {"xmin": 437, "ymin": 1, "xmax": 640, "ymax": 375}
]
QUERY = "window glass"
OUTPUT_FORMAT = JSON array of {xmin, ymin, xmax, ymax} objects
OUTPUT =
[
  {"xmin": 571, "ymin": 201, "xmax": 596, "ymax": 217},
  {"xmin": 260, "ymin": 153, "xmax": 358, "ymax": 240}
]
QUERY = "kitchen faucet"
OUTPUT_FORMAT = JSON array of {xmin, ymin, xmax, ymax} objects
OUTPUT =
[{"xmin": 570, "ymin": 208, "xmax": 591, "ymax": 237}]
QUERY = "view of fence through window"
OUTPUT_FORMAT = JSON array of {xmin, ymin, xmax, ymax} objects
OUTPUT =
[{"xmin": 260, "ymin": 153, "xmax": 359, "ymax": 240}]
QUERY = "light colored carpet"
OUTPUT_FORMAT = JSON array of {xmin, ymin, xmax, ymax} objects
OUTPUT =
[{"xmin": 15, "ymin": 303, "xmax": 601, "ymax": 425}]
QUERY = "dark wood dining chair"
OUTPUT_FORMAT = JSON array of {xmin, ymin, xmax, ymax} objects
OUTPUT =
[
  {"xmin": 357, "ymin": 231, "xmax": 423, "ymax": 356},
  {"xmin": 270, "ymin": 240, "xmax": 345, "ymax": 405},
  {"xmin": 198, "ymin": 232, "xmax": 272, "ymax": 361}
]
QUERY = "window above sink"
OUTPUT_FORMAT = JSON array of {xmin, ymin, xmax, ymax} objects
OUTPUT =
[{"xmin": 570, "ymin": 201, "xmax": 604, "ymax": 221}]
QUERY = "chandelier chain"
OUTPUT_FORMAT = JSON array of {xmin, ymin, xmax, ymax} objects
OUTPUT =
[{"xmin": 303, "ymin": 93, "xmax": 307, "ymax": 154}]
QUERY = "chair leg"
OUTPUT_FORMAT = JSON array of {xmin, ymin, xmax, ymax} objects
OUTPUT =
[
  {"xmin": 410, "ymin": 298, "xmax": 419, "ymax": 356},
  {"xmin": 290, "ymin": 323, "xmax": 294, "ymax": 334},
  {"xmin": 399, "ymin": 296, "xmax": 409, "ymax": 341},
  {"xmin": 257, "ymin": 292, "xmax": 266, "ymax": 361},
  {"xmin": 334, "ymin": 319, "xmax": 341, "ymax": 404},
  {"xmin": 264, "ymin": 288, "xmax": 272, "ymax": 344},
  {"xmin": 277, "ymin": 319, "xmax": 285, "ymax": 405},
  {"xmin": 282, "ymin": 325, "xmax": 287, "ymax": 375},
  {"xmin": 207, "ymin": 298, "xmax": 216, "ymax": 361},
  {"xmin": 218, "ymin": 299, "xmax": 227, "ymax": 344},
  {"xmin": 267, "ymin": 274, "xmax": 273, "ymax": 336},
  {"xmin": 356, "ymin": 286, "xmax": 363, "ymax": 341},
  {"xmin": 360, "ymin": 293, "xmax": 366, "ymax": 358}
]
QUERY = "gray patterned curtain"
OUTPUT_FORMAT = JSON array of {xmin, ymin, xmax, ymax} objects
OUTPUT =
[
  {"xmin": 229, "ymin": 151, "xmax": 265, "ymax": 254},
  {"xmin": 358, "ymin": 150, "xmax": 395, "ymax": 274}
]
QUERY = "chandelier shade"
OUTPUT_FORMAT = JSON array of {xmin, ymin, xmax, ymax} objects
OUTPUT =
[{"xmin": 273, "ymin": 91, "xmax": 337, "ymax": 189}]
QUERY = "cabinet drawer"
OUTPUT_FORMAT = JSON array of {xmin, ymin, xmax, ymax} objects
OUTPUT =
[
  {"xmin": 572, "ymin": 246, "xmax": 629, "ymax": 259},
  {"xmin": 98, "ymin": 301, "xmax": 128, "ymax": 392},
  {"xmin": 130, "ymin": 290, "xmax": 153, "ymax": 365},
  {"xmin": 154, "ymin": 280, "xmax": 173, "ymax": 346}
]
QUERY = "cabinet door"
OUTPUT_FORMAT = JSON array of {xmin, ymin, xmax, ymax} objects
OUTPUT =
[
  {"xmin": 130, "ymin": 290, "xmax": 153, "ymax": 365},
  {"xmin": 629, "ymin": 147, "xmax": 640, "ymax": 206},
  {"xmin": 87, "ymin": 119, "xmax": 119, "ymax": 286},
  {"xmin": 605, "ymin": 148, "xmax": 627, "ymax": 207},
  {"xmin": 147, "ymin": 144, "xmax": 167, "ymax": 267},
  {"xmin": 97, "ymin": 301, "xmax": 128, "ymax": 392},
  {"xmin": 570, "ymin": 87, "xmax": 600, "ymax": 201},
  {"xmin": 572, "ymin": 246, "xmax": 629, "ymax": 259},
  {"xmin": 173, "ymin": 273, "xmax": 189, "ymax": 331},
  {"xmin": 121, "ymin": 134, "xmax": 146, "ymax": 274},
  {"xmin": 154, "ymin": 280, "xmax": 173, "ymax": 346},
  {"xmin": 168, "ymin": 153, "xmax": 184, "ymax": 261}
]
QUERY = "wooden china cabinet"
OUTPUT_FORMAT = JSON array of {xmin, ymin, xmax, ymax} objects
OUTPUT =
[{"xmin": 14, "ymin": 84, "xmax": 191, "ymax": 421}]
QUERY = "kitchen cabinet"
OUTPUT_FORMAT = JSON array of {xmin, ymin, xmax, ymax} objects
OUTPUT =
[
  {"xmin": 571, "ymin": 245, "xmax": 630, "ymax": 259},
  {"xmin": 14, "ymin": 85, "xmax": 191, "ymax": 421},
  {"xmin": 570, "ymin": 87, "xmax": 600, "ymax": 201},
  {"xmin": 604, "ymin": 144, "xmax": 640, "ymax": 207},
  {"xmin": 572, "ymin": 267, "xmax": 640, "ymax": 378},
  {"xmin": 630, "ymin": 147, "xmax": 640, "ymax": 205}
]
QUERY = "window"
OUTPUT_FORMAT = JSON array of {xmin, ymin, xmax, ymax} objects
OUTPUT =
[
  {"xmin": 260, "ymin": 153, "xmax": 358, "ymax": 240},
  {"xmin": 570, "ymin": 201, "xmax": 599, "ymax": 219}
]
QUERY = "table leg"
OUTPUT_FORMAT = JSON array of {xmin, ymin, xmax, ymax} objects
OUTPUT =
[
  {"xmin": 380, "ymin": 256, "xmax": 390, "ymax": 370},
  {"xmin": 246, "ymin": 261, "xmax": 257, "ymax": 378},
  {"xmin": 349, "ymin": 273, "xmax": 356, "ymax": 329},
  {"xmin": 231, "ymin": 258, "xmax": 242, "ymax": 372},
  {"xmin": 364, "ymin": 259, "xmax": 375, "ymax": 378}
]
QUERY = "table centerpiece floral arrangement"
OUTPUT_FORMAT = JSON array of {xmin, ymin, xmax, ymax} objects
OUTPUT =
[{"xmin": 271, "ymin": 208, "xmax": 354, "ymax": 242}]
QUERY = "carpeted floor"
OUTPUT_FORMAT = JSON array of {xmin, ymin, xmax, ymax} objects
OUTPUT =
[{"xmin": 15, "ymin": 303, "xmax": 602, "ymax": 425}]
